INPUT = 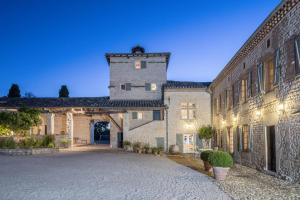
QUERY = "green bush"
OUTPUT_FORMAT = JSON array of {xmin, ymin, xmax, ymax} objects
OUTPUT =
[
  {"xmin": 47, "ymin": 142, "xmax": 55, "ymax": 148},
  {"xmin": 200, "ymin": 150, "xmax": 213, "ymax": 162},
  {"xmin": 123, "ymin": 140, "xmax": 131, "ymax": 146},
  {"xmin": 0, "ymin": 137, "xmax": 16, "ymax": 149},
  {"xmin": 60, "ymin": 138, "xmax": 69, "ymax": 148},
  {"xmin": 198, "ymin": 125, "xmax": 214, "ymax": 140},
  {"xmin": 208, "ymin": 151, "xmax": 233, "ymax": 168},
  {"xmin": 132, "ymin": 142, "xmax": 142, "ymax": 151},
  {"xmin": 151, "ymin": 147, "xmax": 158, "ymax": 154},
  {"xmin": 42, "ymin": 135, "xmax": 55, "ymax": 147},
  {"xmin": 18, "ymin": 137, "xmax": 35, "ymax": 149}
]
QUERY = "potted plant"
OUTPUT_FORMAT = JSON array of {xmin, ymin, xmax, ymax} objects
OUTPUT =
[
  {"xmin": 208, "ymin": 151, "xmax": 233, "ymax": 181},
  {"xmin": 143, "ymin": 144, "xmax": 151, "ymax": 154},
  {"xmin": 157, "ymin": 147, "xmax": 164, "ymax": 156},
  {"xmin": 152, "ymin": 147, "xmax": 158, "ymax": 155},
  {"xmin": 198, "ymin": 125, "xmax": 214, "ymax": 149},
  {"xmin": 123, "ymin": 141, "xmax": 132, "ymax": 151},
  {"xmin": 133, "ymin": 142, "xmax": 142, "ymax": 154},
  {"xmin": 200, "ymin": 150, "xmax": 213, "ymax": 172},
  {"xmin": 169, "ymin": 144, "xmax": 180, "ymax": 155}
]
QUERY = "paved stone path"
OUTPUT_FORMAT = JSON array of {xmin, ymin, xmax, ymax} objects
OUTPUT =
[{"xmin": 0, "ymin": 151, "xmax": 230, "ymax": 200}]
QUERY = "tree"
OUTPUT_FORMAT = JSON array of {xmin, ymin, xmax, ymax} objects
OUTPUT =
[
  {"xmin": 198, "ymin": 125, "xmax": 214, "ymax": 149},
  {"xmin": 59, "ymin": 85, "xmax": 69, "ymax": 98},
  {"xmin": 0, "ymin": 108, "xmax": 41, "ymax": 135},
  {"xmin": 8, "ymin": 84, "xmax": 21, "ymax": 98}
]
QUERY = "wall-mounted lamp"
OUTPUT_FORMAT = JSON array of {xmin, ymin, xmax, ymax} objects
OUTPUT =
[
  {"xmin": 232, "ymin": 115, "xmax": 238, "ymax": 122},
  {"xmin": 221, "ymin": 120, "xmax": 226, "ymax": 127},
  {"xmin": 256, "ymin": 110, "xmax": 262, "ymax": 117},
  {"xmin": 277, "ymin": 103, "xmax": 285, "ymax": 113}
]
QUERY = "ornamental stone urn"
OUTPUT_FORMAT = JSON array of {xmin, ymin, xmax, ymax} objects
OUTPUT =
[{"xmin": 169, "ymin": 145, "xmax": 180, "ymax": 154}]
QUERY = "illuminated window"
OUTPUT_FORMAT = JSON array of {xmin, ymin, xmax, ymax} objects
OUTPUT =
[
  {"xmin": 134, "ymin": 60, "xmax": 146, "ymax": 69},
  {"xmin": 151, "ymin": 83, "xmax": 157, "ymax": 91},
  {"xmin": 181, "ymin": 102, "xmax": 196, "ymax": 120}
]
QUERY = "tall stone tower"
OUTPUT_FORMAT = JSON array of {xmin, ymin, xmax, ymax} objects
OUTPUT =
[{"xmin": 106, "ymin": 46, "xmax": 170, "ymax": 100}]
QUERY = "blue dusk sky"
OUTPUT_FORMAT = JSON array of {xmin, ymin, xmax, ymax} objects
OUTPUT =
[{"xmin": 0, "ymin": 0, "xmax": 280, "ymax": 97}]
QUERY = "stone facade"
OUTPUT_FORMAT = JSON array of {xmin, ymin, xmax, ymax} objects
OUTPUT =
[
  {"xmin": 107, "ymin": 53, "xmax": 169, "ymax": 100},
  {"xmin": 164, "ymin": 88, "xmax": 211, "ymax": 153},
  {"xmin": 211, "ymin": 1, "xmax": 300, "ymax": 182}
]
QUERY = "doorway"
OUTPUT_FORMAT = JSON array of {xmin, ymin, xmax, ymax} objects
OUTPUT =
[
  {"xmin": 94, "ymin": 121, "xmax": 110, "ymax": 144},
  {"xmin": 266, "ymin": 126, "xmax": 276, "ymax": 172},
  {"xmin": 183, "ymin": 134, "xmax": 194, "ymax": 153},
  {"xmin": 227, "ymin": 127, "xmax": 234, "ymax": 153}
]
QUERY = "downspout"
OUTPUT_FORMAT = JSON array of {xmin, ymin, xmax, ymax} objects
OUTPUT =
[{"xmin": 165, "ymin": 105, "xmax": 169, "ymax": 153}]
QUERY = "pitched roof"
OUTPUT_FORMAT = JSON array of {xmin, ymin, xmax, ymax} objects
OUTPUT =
[
  {"xmin": 163, "ymin": 80, "xmax": 211, "ymax": 89},
  {"xmin": 105, "ymin": 52, "xmax": 171, "ymax": 67},
  {"xmin": 0, "ymin": 97, "xmax": 164, "ymax": 109}
]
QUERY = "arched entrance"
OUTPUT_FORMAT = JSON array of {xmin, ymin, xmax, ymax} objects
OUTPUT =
[{"xmin": 94, "ymin": 121, "xmax": 110, "ymax": 144}]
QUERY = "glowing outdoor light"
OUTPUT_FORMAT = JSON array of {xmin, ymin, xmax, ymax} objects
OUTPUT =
[
  {"xmin": 277, "ymin": 103, "xmax": 285, "ymax": 112},
  {"xmin": 221, "ymin": 120, "xmax": 226, "ymax": 127},
  {"xmin": 256, "ymin": 110, "xmax": 262, "ymax": 117},
  {"xmin": 232, "ymin": 114, "xmax": 238, "ymax": 122}
]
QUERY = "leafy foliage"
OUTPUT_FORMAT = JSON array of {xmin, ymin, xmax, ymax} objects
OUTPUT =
[
  {"xmin": 0, "ymin": 125, "xmax": 12, "ymax": 136},
  {"xmin": 59, "ymin": 85, "xmax": 69, "ymax": 98},
  {"xmin": 0, "ymin": 108, "xmax": 41, "ymax": 134},
  {"xmin": 0, "ymin": 137, "xmax": 16, "ymax": 149},
  {"xmin": 208, "ymin": 151, "xmax": 233, "ymax": 168},
  {"xmin": 8, "ymin": 84, "xmax": 21, "ymax": 98},
  {"xmin": 123, "ymin": 140, "xmax": 131, "ymax": 146},
  {"xmin": 200, "ymin": 150, "xmax": 213, "ymax": 161},
  {"xmin": 198, "ymin": 125, "xmax": 214, "ymax": 140}
]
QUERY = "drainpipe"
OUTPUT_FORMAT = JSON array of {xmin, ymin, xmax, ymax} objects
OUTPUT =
[{"xmin": 165, "ymin": 105, "xmax": 169, "ymax": 153}]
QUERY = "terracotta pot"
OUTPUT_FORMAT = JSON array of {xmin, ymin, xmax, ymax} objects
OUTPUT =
[
  {"xmin": 204, "ymin": 161, "xmax": 212, "ymax": 172},
  {"xmin": 213, "ymin": 167, "xmax": 229, "ymax": 181}
]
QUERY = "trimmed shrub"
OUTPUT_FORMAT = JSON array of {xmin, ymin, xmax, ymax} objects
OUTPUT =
[
  {"xmin": 47, "ymin": 142, "xmax": 55, "ymax": 148},
  {"xmin": 198, "ymin": 125, "xmax": 214, "ymax": 140},
  {"xmin": 208, "ymin": 151, "xmax": 233, "ymax": 168},
  {"xmin": 132, "ymin": 142, "xmax": 142, "ymax": 152},
  {"xmin": 123, "ymin": 140, "xmax": 131, "ymax": 146},
  {"xmin": 42, "ymin": 135, "xmax": 55, "ymax": 147},
  {"xmin": 200, "ymin": 150, "xmax": 214, "ymax": 162},
  {"xmin": 0, "ymin": 137, "xmax": 16, "ymax": 149}
]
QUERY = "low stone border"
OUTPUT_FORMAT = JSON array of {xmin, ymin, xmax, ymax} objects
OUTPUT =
[{"xmin": 0, "ymin": 148, "xmax": 58, "ymax": 156}]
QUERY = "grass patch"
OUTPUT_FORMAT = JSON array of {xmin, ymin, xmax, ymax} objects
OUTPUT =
[{"xmin": 167, "ymin": 154, "xmax": 212, "ymax": 177}]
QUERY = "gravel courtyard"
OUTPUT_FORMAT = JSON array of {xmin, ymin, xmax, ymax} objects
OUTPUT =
[{"xmin": 0, "ymin": 151, "xmax": 230, "ymax": 200}]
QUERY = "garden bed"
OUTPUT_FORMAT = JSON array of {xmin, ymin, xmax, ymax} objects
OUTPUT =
[{"xmin": 0, "ymin": 148, "xmax": 58, "ymax": 156}]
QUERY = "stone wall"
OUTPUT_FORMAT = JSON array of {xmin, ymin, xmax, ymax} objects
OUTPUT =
[
  {"xmin": 164, "ymin": 88, "xmax": 211, "ymax": 152},
  {"xmin": 109, "ymin": 56, "xmax": 167, "ymax": 100},
  {"xmin": 211, "ymin": 2, "xmax": 300, "ymax": 182}
]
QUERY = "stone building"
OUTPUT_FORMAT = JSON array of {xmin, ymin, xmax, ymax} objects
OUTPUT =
[
  {"xmin": 0, "ymin": 46, "xmax": 211, "ymax": 153},
  {"xmin": 210, "ymin": 0, "xmax": 300, "ymax": 182}
]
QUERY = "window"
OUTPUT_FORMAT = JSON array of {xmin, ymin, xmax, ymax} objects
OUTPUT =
[
  {"xmin": 295, "ymin": 36, "xmax": 300, "ymax": 75},
  {"xmin": 132, "ymin": 112, "xmax": 142, "ymax": 120},
  {"xmin": 151, "ymin": 83, "xmax": 157, "ymax": 91},
  {"xmin": 224, "ymin": 90, "xmax": 228, "ymax": 110},
  {"xmin": 267, "ymin": 39, "xmax": 271, "ymax": 48},
  {"xmin": 134, "ymin": 60, "xmax": 146, "ymax": 69},
  {"xmin": 274, "ymin": 49, "xmax": 281, "ymax": 84},
  {"xmin": 257, "ymin": 63, "xmax": 264, "ymax": 94},
  {"xmin": 153, "ymin": 110, "xmax": 162, "ymax": 120},
  {"xmin": 265, "ymin": 57, "xmax": 275, "ymax": 92},
  {"xmin": 242, "ymin": 125, "xmax": 249, "ymax": 151},
  {"xmin": 181, "ymin": 102, "xmax": 196, "ymax": 120},
  {"xmin": 121, "ymin": 83, "xmax": 131, "ymax": 91}
]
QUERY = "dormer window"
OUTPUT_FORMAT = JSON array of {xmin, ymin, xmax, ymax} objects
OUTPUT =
[{"xmin": 134, "ymin": 60, "xmax": 146, "ymax": 69}]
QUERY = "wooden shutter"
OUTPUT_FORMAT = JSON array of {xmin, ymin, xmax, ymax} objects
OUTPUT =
[
  {"xmin": 295, "ymin": 36, "xmax": 300, "ymax": 75},
  {"xmin": 145, "ymin": 83, "xmax": 150, "ymax": 91},
  {"xmin": 285, "ymin": 36, "xmax": 296, "ymax": 81},
  {"xmin": 141, "ymin": 61, "xmax": 147, "ymax": 69},
  {"xmin": 252, "ymin": 66, "xmax": 257, "ymax": 96},
  {"xmin": 125, "ymin": 83, "xmax": 131, "ymax": 91},
  {"xmin": 249, "ymin": 125, "xmax": 253, "ymax": 152},
  {"xmin": 247, "ymin": 70, "xmax": 252, "ymax": 97},
  {"xmin": 236, "ymin": 127, "xmax": 240, "ymax": 152},
  {"xmin": 176, "ymin": 134, "xmax": 183, "ymax": 152},
  {"xmin": 239, "ymin": 126, "xmax": 243, "ymax": 152},
  {"xmin": 132, "ymin": 112, "xmax": 137, "ymax": 119},
  {"xmin": 274, "ymin": 49, "xmax": 281, "ymax": 84}
]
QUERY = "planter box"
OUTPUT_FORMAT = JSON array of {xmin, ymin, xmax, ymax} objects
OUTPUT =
[{"xmin": 0, "ymin": 148, "xmax": 58, "ymax": 156}]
